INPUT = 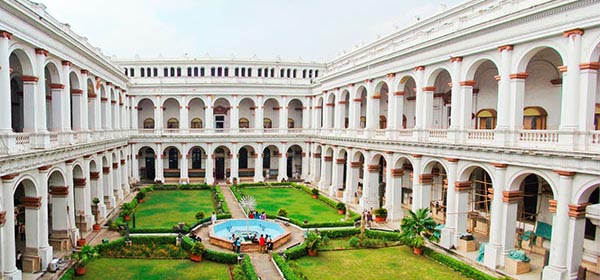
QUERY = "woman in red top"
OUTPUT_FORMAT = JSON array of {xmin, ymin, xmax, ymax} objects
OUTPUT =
[{"xmin": 259, "ymin": 234, "xmax": 265, "ymax": 253}]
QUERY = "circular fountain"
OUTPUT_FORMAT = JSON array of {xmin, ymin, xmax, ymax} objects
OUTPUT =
[{"xmin": 209, "ymin": 219, "xmax": 291, "ymax": 252}]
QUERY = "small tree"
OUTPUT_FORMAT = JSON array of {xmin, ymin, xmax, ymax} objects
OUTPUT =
[
  {"xmin": 195, "ymin": 211, "xmax": 205, "ymax": 220},
  {"xmin": 304, "ymin": 231, "xmax": 321, "ymax": 256},
  {"xmin": 277, "ymin": 208, "xmax": 288, "ymax": 217},
  {"xmin": 71, "ymin": 245, "xmax": 99, "ymax": 275},
  {"xmin": 400, "ymin": 208, "xmax": 440, "ymax": 255}
]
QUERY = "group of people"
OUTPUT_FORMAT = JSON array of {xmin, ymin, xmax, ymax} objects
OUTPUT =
[
  {"xmin": 230, "ymin": 233, "xmax": 274, "ymax": 256},
  {"xmin": 248, "ymin": 211, "xmax": 266, "ymax": 220}
]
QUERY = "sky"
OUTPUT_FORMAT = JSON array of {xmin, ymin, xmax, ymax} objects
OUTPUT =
[{"xmin": 36, "ymin": 0, "xmax": 464, "ymax": 62}]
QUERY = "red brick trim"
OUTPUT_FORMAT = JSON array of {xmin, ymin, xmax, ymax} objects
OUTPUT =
[
  {"xmin": 419, "ymin": 174, "xmax": 433, "ymax": 184},
  {"xmin": 497, "ymin": 45, "xmax": 513, "ymax": 52},
  {"xmin": 460, "ymin": 80, "xmax": 476, "ymax": 86},
  {"xmin": 455, "ymin": 181, "xmax": 472, "ymax": 192},
  {"xmin": 580, "ymin": 62, "xmax": 600, "ymax": 70},
  {"xmin": 509, "ymin": 73, "xmax": 528, "ymax": 80},
  {"xmin": 549, "ymin": 199, "xmax": 557, "ymax": 213},
  {"xmin": 0, "ymin": 31, "xmax": 13, "ymax": 40},
  {"xmin": 502, "ymin": 191, "xmax": 524, "ymax": 203},
  {"xmin": 21, "ymin": 76, "xmax": 39, "ymax": 82},
  {"xmin": 391, "ymin": 168, "xmax": 404, "ymax": 177},
  {"xmin": 450, "ymin": 57, "xmax": 463, "ymax": 63},
  {"xmin": 23, "ymin": 197, "xmax": 42, "ymax": 209},
  {"xmin": 49, "ymin": 186, "xmax": 69, "ymax": 196},
  {"xmin": 568, "ymin": 204, "xmax": 588, "ymax": 218},
  {"xmin": 415, "ymin": 66, "xmax": 425, "ymax": 71},
  {"xmin": 423, "ymin": 86, "xmax": 436, "ymax": 91},
  {"xmin": 563, "ymin": 28, "xmax": 584, "ymax": 37},
  {"xmin": 553, "ymin": 170, "xmax": 575, "ymax": 177}
]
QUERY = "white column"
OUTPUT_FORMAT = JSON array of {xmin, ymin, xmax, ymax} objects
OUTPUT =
[
  {"xmin": 277, "ymin": 150, "xmax": 287, "ymax": 181},
  {"xmin": 414, "ymin": 67, "xmax": 425, "ymax": 130},
  {"xmin": 61, "ymin": 62, "xmax": 72, "ymax": 131},
  {"xmin": 93, "ymin": 84, "xmax": 101, "ymax": 132},
  {"xmin": 300, "ymin": 147, "xmax": 309, "ymax": 180},
  {"xmin": 559, "ymin": 30, "xmax": 582, "ymax": 131},
  {"xmin": 205, "ymin": 100, "xmax": 214, "ymax": 131},
  {"xmin": 205, "ymin": 143, "xmax": 214, "ymax": 184},
  {"xmin": 0, "ymin": 32, "xmax": 12, "ymax": 132},
  {"xmin": 71, "ymin": 90, "xmax": 83, "ymax": 132},
  {"xmin": 542, "ymin": 171, "xmax": 575, "ymax": 280},
  {"xmin": 494, "ymin": 46, "xmax": 513, "ymax": 145},
  {"xmin": 231, "ymin": 95, "xmax": 239, "ymax": 133},
  {"xmin": 256, "ymin": 95, "xmax": 264, "ymax": 133},
  {"xmin": 155, "ymin": 143, "xmax": 164, "ymax": 182},
  {"xmin": 80, "ymin": 71, "xmax": 89, "ymax": 132},
  {"xmin": 250, "ymin": 145, "xmax": 262, "ymax": 182},
  {"xmin": 51, "ymin": 85, "xmax": 65, "ymax": 132},
  {"xmin": 440, "ymin": 159, "xmax": 459, "ymax": 249},
  {"xmin": 345, "ymin": 158, "xmax": 360, "ymax": 204},
  {"xmin": 330, "ymin": 157, "xmax": 345, "ymax": 196},
  {"xmin": 154, "ymin": 97, "xmax": 162, "ymax": 134},
  {"xmin": 388, "ymin": 166, "xmax": 404, "ymax": 221},
  {"xmin": 230, "ymin": 143, "xmax": 239, "ymax": 181},
  {"xmin": 499, "ymin": 190, "xmax": 521, "ymax": 266},
  {"xmin": 113, "ymin": 161, "xmax": 123, "ymax": 201},
  {"xmin": 410, "ymin": 155, "xmax": 423, "ymax": 212},
  {"xmin": 36, "ymin": 168, "xmax": 53, "ymax": 269},
  {"xmin": 180, "ymin": 97, "xmax": 189, "ymax": 134},
  {"xmin": 279, "ymin": 96, "xmax": 287, "ymax": 133},
  {"xmin": 2, "ymin": 177, "xmax": 22, "ymax": 280},
  {"xmin": 318, "ymin": 155, "xmax": 332, "ymax": 191},
  {"xmin": 565, "ymin": 204, "xmax": 587, "ymax": 279},
  {"xmin": 121, "ymin": 157, "xmax": 130, "ymax": 194},
  {"xmin": 34, "ymin": 50, "xmax": 47, "ymax": 133},
  {"xmin": 360, "ymin": 164, "xmax": 379, "ymax": 211},
  {"xmin": 180, "ymin": 144, "xmax": 189, "ymax": 184},
  {"xmin": 301, "ymin": 98, "xmax": 310, "ymax": 130},
  {"xmin": 65, "ymin": 161, "xmax": 79, "ymax": 241},
  {"xmin": 484, "ymin": 163, "xmax": 507, "ymax": 269}
]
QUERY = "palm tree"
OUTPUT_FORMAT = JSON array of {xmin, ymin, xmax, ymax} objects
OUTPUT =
[{"xmin": 400, "ymin": 208, "xmax": 440, "ymax": 255}]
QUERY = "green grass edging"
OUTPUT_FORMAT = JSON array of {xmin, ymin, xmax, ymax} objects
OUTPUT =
[
  {"xmin": 273, "ymin": 254, "xmax": 300, "ymax": 280},
  {"xmin": 423, "ymin": 247, "xmax": 499, "ymax": 280},
  {"xmin": 240, "ymin": 255, "xmax": 259, "ymax": 280}
]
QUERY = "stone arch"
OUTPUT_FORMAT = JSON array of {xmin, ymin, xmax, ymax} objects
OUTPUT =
[
  {"xmin": 162, "ymin": 98, "xmax": 180, "ymax": 129},
  {"xmin": 575, "ymin": 178, "xmax": 600, "ymax": 204},
  {"xmin": 8, "ymin": 46, "xmax": 34, "ymax": 76},
  {"xmin": 13, "ymin": 175, "xmax": 39, "ymax": 196},
  {"xmin": 507, "ymin": 169, "xmax": 558, "ymax": 197},
  {"xmin": 463, "ymin": 56, "xmax": 501, "ymax": 81},
  {"xmin": 513, "ymin": 42, "xmax": 566, "ymax": 73}
]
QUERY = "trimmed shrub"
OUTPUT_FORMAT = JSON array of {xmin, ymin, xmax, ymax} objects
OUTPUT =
[
  {"xmin": 318, "ymin": 228, "xmax": 360, "ymax": 238},
  {"xmin": 348, "ymin": 236, "xmax": 360, "ymax": 247},
  {"xmin": 203, "ymin": 249, "xmax": 238, "ymax": 264},
  {"xmin": 60, "ymin": 267, "xmax": 74, "ymax": 280},
  {"xmin": 277, "ymin": 208, "xmax": 288, "ymax": 217},
  {"xmin": 240, "ymin": 255, "xmax": 259, "ymax": 280},
  {"xmin": 273, "ymin": 254, "xmax": 300, "ymax": 280},
  {"xmin": 285, "ymin": 243, "xmax": 307, "ymax": 260}
]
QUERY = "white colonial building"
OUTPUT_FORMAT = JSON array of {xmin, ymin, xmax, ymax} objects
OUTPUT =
[{"xmin": 1, "ymin": 0, "xmax": 600, "ymax": 279}]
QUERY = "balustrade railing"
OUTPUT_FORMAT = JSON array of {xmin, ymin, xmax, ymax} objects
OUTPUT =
[
  {"xmin": 15, "ymin": 133, "xmax": 31, "ymax": 145},
  {"xmin": 427, "ymin": 129, "xmax": 448, "ymax": 139},
  {"xmin": 519, "ymin": 130, "xmax": 559, "ymax": 143}
]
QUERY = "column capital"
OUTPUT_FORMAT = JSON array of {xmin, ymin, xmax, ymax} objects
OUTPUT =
[
  {"xmin": 391, "ymin": 168, "xmax": 404, "ymax": 177},
  {"xmin": 21, "ymin": 75, "xmax": 39, "ymax": 83},
  {"xmin": 450, "ymin": 56, "xmax": 463, "ymax": 63},
  {"xmin": 419, "ymin": 174, "xmax": 433, "ymax": 184},
  {"xmin": 459, "ymin": 80, "xmax": 476, "ymax": 86},
  {"xmin": 35, "ymin": 48, "xmax": 49, "ymax": 56},
  {"xmin": 563, "ymin": 28, "xmax": 584, "ymax": 37},
  {"xmin": 568, "ymin": 204, "xmax": 588, "ymax": 218},
  {"xmin": 455, "ymin": 181, "xmax": 472, "ymax": 192},
  {"xmin": 491, "ymin": 163, "xmax": 508, "ymax": 168},
  {"xmin": 323, "ymin": 156, "xmax": 333, "ymax": 162},
  {"xmin": 1, "ymin": 173, "xmax": 19, "ymax": 181},
  {"xmin": 49, "ymin": 185, "xmax": 69, "ymax": 196},
  {"xmin": 312, "ymin": 153, "xmax": 321, "ymax": 158},
  {"xmin": 22, "ymin": 196, "xmax": 42, "ymax": 209},
  {"xmin": 415, "ymin": 66, "xmax": 425, "ymax": 71},
  {"xmin": 509, "ymin": 73, "xmax": 528, "ymax": 80},
  {"xmin": 81, "ymin": 69, "xmax": 89, "ymax": 75},
  {"xmin": 38, "ymin": 165, "xmax": 52, "ymax": 172},
  {"xmin": 0, "ymin": 30, "xmax": 13, "ymax": 40},
  {"xmin": 367, "ymin": 164, "xmax": 380, "ymax": 172},
  {"xmin": 61, "ymin": 60, "xmax": 72, "ymax": 67},
  {"xmin": 393, "ymin": 91, "xmax": 405, "ymax": 96},
  {"xmin": 445, "ymin": 158, "xmax": 459, "ymax": 163},
  {"xmin": 335, "ymin": 158, "xmax": 346, "ymax": 164},
  {"xmin": 422, "ymin": 86, "xmax": 436, "ymax": 91},
  {"xmin": 580, "ymin": 62, "xmax": 600, "ymax": 70},
  {"xmin": 497, "ymin": 45, "xmax": 513, "ymax": 52},
  {"xmin": 549, "ymin": 199, "xmax": 557, "ymax": 213},
  {"xmin": 502, "ymin": 190, "xmax": 524, "ymax": 203},
  {"xmin": 74, "ymin": 178, "xmax": 86, "ymax": 187},
  {"xmin": 553, "ymin": 170, "xmax": 575, "ymax": 177},
  {"xmin": 350, "ymin": 161, "xmax": 361, "ymax": 168},
  {"xmin": 49, "ymin": 83, "xmax": 65, "ymax": 89},
  {"xmin": 386, "ymin": 73, "xmax": 396, "ymax": 79}
]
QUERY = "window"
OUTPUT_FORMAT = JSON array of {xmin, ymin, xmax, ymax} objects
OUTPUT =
[
  {"xmin": 211, "ymin": 67, "xmax": 215, "ymax": 76},
  {"xmin": 168, "ymin": 148, "xmax": 179, "ymax": 169},
  {"xmin": 191, "ymin": 148, "xmax": 202, "ymax": 169},
  {"xmin": 130, "ymin": 68, "xmax": 135, "ymax": 77},
  {"xmin": 147, "ymin": 67, "xmax": 152, "ymax": 77},
  {"xmin": 200, "ymin": 67, "xmax": 205, "ymax": 77},
  {"xmin": 280, "ymin": 69, "xmax": 285, "ymax": 77},
  {"xmin": 293, "ymin": 69, "xmax": 297, "ymax": 78},
  {"xmin": 143, "ymin": 118, "xmax": 155, "ymax": 129},
  {"xmin": 379, "ymin": 115, "xmax": 387, "ymax": 129},
  {"xmin": 167, "ymin": 118, "xmax": 179, "ymax": 129},
  {"xmin": 270, "ymin": 69, "xmax": 275, "ymax": 77},
  {"xmin": 124, "ymin": 68, "xmax": 128, "ymax": 76},
  {"xmin": 239, "ymin": 118, "xmax": 249, "ymax": 129},
  {"xmin": 263, "ymin": 118, "xmax": 272, "ymax": 129},
  {"xmin": 224, "ymin": 67, "xmax": 229, "ymax": 76},
  {"xmin": 258, "ymin": 69, "xmax": 262, "ymax": 77},
  {"xmin": 187, "ymin": 67, "xmax": 192, "ymax": 76},
  {"xmin": 170, "ymin": 67, "xmax": 175, "ymax": 77},
  {"xmin": 193, "ymin": 67, "xmax": 199, "ymax": 77},
  {"xmin": 239, "ymin": 148, "xmax": 248, "ymax": 169},
  {"xmin": 476, "ymin": 109, "xmax": 497, "ymax": 129},
  {"xmin": 402, "ymin": 115, "xmax": 407, "ymax": 129},
  {"xmin": 315, "ymin": 70, "xmax": 319, "ymax": 77},
  {"xmin": 164, "ymin": 68, "xmax": 168, "ymax": 77},
  {"xmin": 235, "ymin": 68, "xmax": 239, "ymax": 76},
  {"xmin": 215, "ymin": 115, "xmax": 225, "ymax": 129},
  {"xmin": 287, "ymin": 69, "xmax": 291, "ymax": 78},
  {"xmin": 360, "ymin": 116, "xmax": 366, "ymax": 128},
  {"xmin": 217, "ymin": 67, "xmax": 222, "ymax": 77},
  {"xmin": 140, "ymin": 68, "xmax": 145, "ymax": 77},
  {"xmin": 248, "ymin": 68, "xmax": 252, "ymax": 77},
  {"xmin": 176, "ymin": 67, "xmax": 182, "ymax": 77},
  {"xmin": 595, "ymin": 104, "xmax": 600, "ymax": 130},
  {"xmin": 288, "ymin": 118, "xmax": 294, "ymax": 128},
  {"xmin": 523, "ymin": 106, "xmax": 547, "ymax": 130},
  {"xmin": 191, "ymin": 118, "xmax": 203, "ymax": 128},
  {"xmin": 302, "ymin": 69, "xmax": 307, "ymax": 78},
  {"xmin": 241, "ymin": 68, "xmax": 246, "ymax": 77},
  {"xmin": 153, "ymin": 68, "xmax": 158, "ymax": 77}
]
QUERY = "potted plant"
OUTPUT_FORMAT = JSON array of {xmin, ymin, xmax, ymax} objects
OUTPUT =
[
  {"xmin": 71, "ymin": 244, "xmax": 99, "ymax": 275},
  {"xmin": 311, "ymin": 188, "xmax": 319, "ymax": 199},
  {"xmin": 190, "ymin": 241, "xmax": 206, "ymax": 262},
  {"xmin": 304, "ymin": 231, "xmax": 321, "ymax": 256},
  {"xmin": 400, "ymin": 208, "xmax": 440, "ymax": 255},
  {"xmin": 119, "ymin": 202, "xmax": 135, "ymax": 221},
  {"xmin": 373, "ymin": 208, "xmax": 388, "ymax": 222},
  {"xmin": 91, "ymin": 197, "xmax": 101, "ymax": 231},
  {"xmin": 195, "ymin": 211, "xmax": 205, "ymax": 220},
  {"xmin": 336, "ymin": 202, "xmax": 346, "ymax": 214},
  {"xmin": 136, "ymin": 191, "xmax": 146, "ymax": 203}
]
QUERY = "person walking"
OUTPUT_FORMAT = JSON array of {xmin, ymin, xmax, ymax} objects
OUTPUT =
[
  {"xmin": 266, "ymin": 236, "xmax": 273, "ymax": 260},
  {"xmin": 235, "ymin": 237, "xmax": 242, "ymax": 254},
  {"xmin": 231, "ymin": 234, "xmax": 237, "ymax": 253},
  {"xmin": 211, "ymin": 211, "xmax": 217, "ymax": 225},
  {"xmin": 259, "ymin": 234, "xmax": 265, "ymax": 253}
]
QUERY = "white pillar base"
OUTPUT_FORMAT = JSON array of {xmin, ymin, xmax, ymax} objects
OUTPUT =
[
  {"xmin": 179, "ymin": 178, "xmax": 189, "ymax": 184},
  {"xmin": 328, "ymin": 185, "xmax": 337, "ymax": 197},
  {"xmin": 542, "ymin": 265, "xmax": 567, "ymax": 280},
  {"xmin": 440, "ymin": 227, "xmax": 455, "ymax": 250},
  {"xmin": 3, "ymin": 269, "xmax": 22, "ymax": 280},
  {"xmin": 388, "ymin": 209, "xmax": 403, "ymax": 221},
  {"xmin": 39, "ymin": 245, "xmax": 53, "ymax": 271},
  {"xmin": 85, "ymin": 215, "xmax": 95, "ymax": 231},
  {"xmin": 115, "ymin": 189, "xmax": 124, "ymax": 201},
  {"xmin": 104, "ymin": 196, "xmax": 116, "ymax": 209},
  {"xmin": 483, "ymin": 243, "xmax": 502, "ymax": 269},
  {"xmin": 99, "ymin": 204, "xmax": 107, "ymax": 219},
  {"xmin": 206, "ymin": 177, "xmax": 215, "ymax": 185}
]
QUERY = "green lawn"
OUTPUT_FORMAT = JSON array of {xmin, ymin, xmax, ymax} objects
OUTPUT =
[
  {"xmin": 293, "ymin": 246, "xmax": 470, "ymax": 280},
  {"xmin": 81, "ymin": 258, "xmax": 230, "ymax": 280},
  {"xmin": 241, "ymin": 187, "xmax": 344, "ymax": 223},
  {"xmin": 135, "ymin": 190, "xmax": 215, "ymax": 227}
]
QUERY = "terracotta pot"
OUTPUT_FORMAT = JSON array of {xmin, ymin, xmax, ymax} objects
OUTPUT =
[
  {"xmin": 337, "ymin": 209, "xmax": 344, "ymax": 214},
  {"xmin": 375, "ymin": 216, "xmax": 386, "ymax": 223},
  {"xmin": 190, "ymin": 254, "xmax": 203, "ymax": 262},
  {"xmin": 312, "ymin": 194, "xmax": 318, "ymax": 199},
  {"xmin": 75, "ymin": 266, "xmax": 86, "ymax": 275},
  {"xmin": 137, "ymin": 199, "xmax": 144, "ymax": 204},
  {"xmin": 124, "ymin": 215, "xmax": 131, "ymax": 221},
  {"xmin": 307, "ymin": 249, "xmax": 318, "ymax": 256},
  {"xmin": 77, "ymin": 239, "xmax": 87, "ymax": 246},
  {"xmin": 93, "ymin": 224, "xmax": 101, "ymax": 231},
  {"xmin": 413, "ymin": 247, "xmax": 423, "ymax": 255}
]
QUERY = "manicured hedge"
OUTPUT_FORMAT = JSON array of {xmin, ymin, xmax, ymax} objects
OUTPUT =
[
  {"xmin": 181, "ymin": 235, "xmax": 238, "ymax": 264},
  {"xmin": 318, "ymin": 228, "xmax": 361, "ymax": 238},
  {"xmin": 150, "ymin": 184, "xmax": 211, "ymax": 191},
  {"xmin": 285, "ymin": 243, "xmax": 307, "ymax": 260},
  {"xmin": 273, "ymin": 254, "xmax": 300, "ymax": 280},
  {"xmin": 365, "ymin": 229, "xmax": 402, "ymax": 241},
  {"xmin": 424, "ymin": 247, "xmax": 498, "ymax": 280},
  {"xmin": 241, "ymin": 255, "xmax": 259, "ymax": 280}
]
